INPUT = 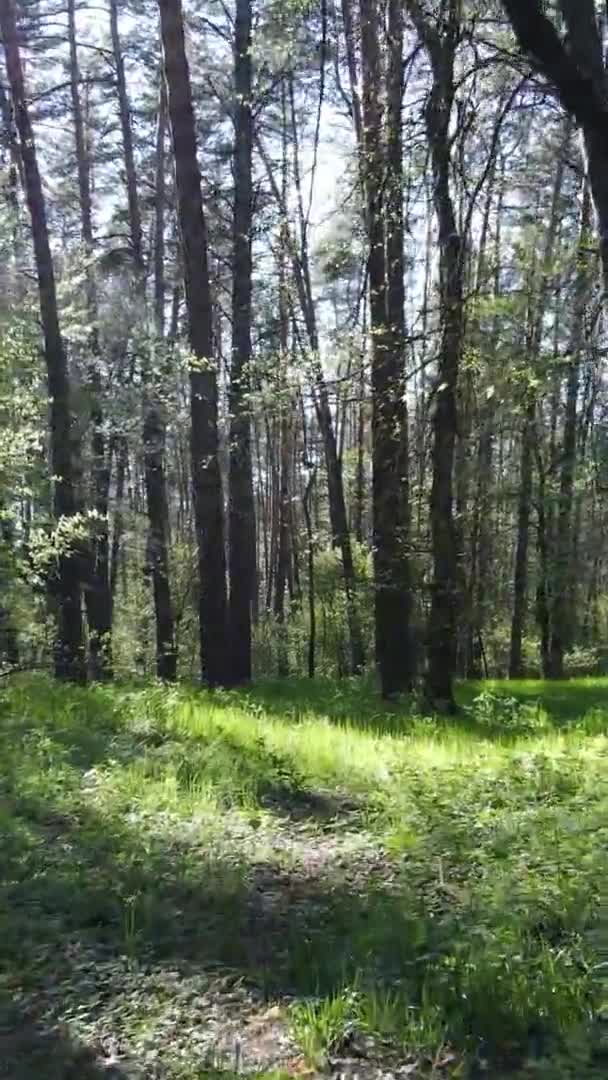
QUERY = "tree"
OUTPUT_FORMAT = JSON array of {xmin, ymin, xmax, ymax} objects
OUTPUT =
[
  {"xmin": 360, "ymin": 0, "xmax": 413, "ymax": 697},
  {"xmin": 68, "ymin": 0, "xmax": 113, "ymax": 679},
  {"xmin": 1, "ymin": 0, "xmax": 85, "ymax": 682},
  {"xmin": 144, "ymin": 70, "xmax": 177, "ymax": 682},
  {"xmin": 228, "ymin": 0, "xmax": 257, "ymax": 685},
  {"xmin": 501, "ymin": 0, "xmax": 608, "ymax": 295},
  {"xmin": 406, "ymin": 0, "xmax": 463, "ymax": 711},
  {"xmin": 159, "ymin": 0, "xmax": 228, "ymax": 687}
]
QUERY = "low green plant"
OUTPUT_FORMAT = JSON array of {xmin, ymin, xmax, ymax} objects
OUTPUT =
[{"xmin": 289, "ymin": 988, "xmax": 360, "ymax": 1066}]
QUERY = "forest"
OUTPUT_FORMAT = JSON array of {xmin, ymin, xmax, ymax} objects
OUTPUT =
[{"xmin": 1, "ymin": 0, "xmax": 608, "ymax": 1078}]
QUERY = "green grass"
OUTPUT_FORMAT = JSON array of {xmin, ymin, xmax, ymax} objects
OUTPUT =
[{"xmin": 0, "ymin": 674, "xmax": 607, "ymax": 1077}]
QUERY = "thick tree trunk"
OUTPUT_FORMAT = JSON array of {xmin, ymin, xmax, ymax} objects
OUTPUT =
[
  {"xmin": 228, "ymin": 0, "xmax": 257, "ymax": 685},
  {"xmin": 160, "ymin": 0, "xmax": 228, "ymax": 687},
  {"xmin": 360, "ymin": 0, "xmax": 413, "ymax": 697},
  {"xmin": 1, "ymin": 0, "xmax": 85, "ymax": 682},
  {"xmin": 68, "ymin": 0, "xmax": 112, "ymax": 680}
]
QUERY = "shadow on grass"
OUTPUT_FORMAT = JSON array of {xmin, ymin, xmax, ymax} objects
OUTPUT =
[
  {"xmin": 0, "ymin": 674, "xmax": 605, "ymax": 1075},
  {"xmin": 1, "ymin": 755, "xmax": 600, "ymax": 1076},
  {"xmin": 0, "ymin": 777, "xmax": 437, "ymax": 1075},
  {"xmin": 0, "ymin": 1003, "xmax": 129, "ymax": 1079}
]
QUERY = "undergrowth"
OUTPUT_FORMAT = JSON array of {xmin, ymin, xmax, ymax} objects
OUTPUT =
[{"xmin": 0, "ymin": 674, "xmax": 607, "ymax": 1077}]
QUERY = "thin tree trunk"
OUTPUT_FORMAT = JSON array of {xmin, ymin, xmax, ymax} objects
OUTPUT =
[
  {"xmin": 68, "ymin": 0, "xmax": 112, "ymax": 680},
  {"xmin": 548, "ymin": 183, "xmax": 594, "ymax": 677},
  {"xmin": 144, "ymin": 69, "xmax": 177, "ymax": 681},
  {"xmin": 467, "ymin": 157, "xmax": 503, "ymax": 677},
  {"xmin": 303, "ymin": 468, "xmax": 317, "ymax": 680},
  {"xmin": 110, "ymin": 434, "xmax": 128, "ymax": 607},
  {"xmin": 109, "ymin": 0, "xmax": 144, "ymax": 271},
  {"xmin": 256, "ymin": 130, "xmax": 364, "ymax": 675},
  {"xmin": 509, "ymin": 125, "xmax": 569, "ymax": 677},
  {"xmin": 1, "ymin": 0, "xmax": 85, "ymax": 682},
  {"xmin": 228, "ymin": 0, "xmax": 256, "ymax": 685},
  {"xmin": 160, "ymin": 0, "xmax": 228, "ymax": 687},
  {"xmin": 509, "ymin": 398, "xmax": 535, "ymax": 679}
]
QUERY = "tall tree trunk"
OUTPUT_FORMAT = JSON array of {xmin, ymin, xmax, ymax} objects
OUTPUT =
[
  {"xmin": 274, "ymin": 407, "xmax": 292, "ymax": 677},
  {"xmin": 228, "ymin": 0, "xmax": 256, "ymax": 685},
  {"xmin": 1, "ymin": 0, "xmax": 85, "ymax": 682},
  {"xmin": 68, "ymin": 0, "xmax": 112, "ymax": 680},
  {"xmin": 547, "ymin": 183, "xmax": 594, "ymax": 677},
  {"xmin": 274, "ymin": 142, "xmax": 292, "ymax": 677},
  {"xmin": 360, "ymin": 0, "xmax": 413, "ymax": 697},
  {"xmin": 407, "ymin": 2, "xmax": 463, "ymax": 711},
  {"xmin": 160, "ymin": 0, "xmax": 228, "ymax": 687},
  {"xmin": 144, "ymin": 70, "xmax": 177, "ymax": 681},
  {"xmin": 112, "ymin": 8, "xmax": 176, "ymax": 681}
]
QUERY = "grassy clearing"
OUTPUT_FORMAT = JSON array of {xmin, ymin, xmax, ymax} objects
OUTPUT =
[{"xmin": 0, "ymin": 675, "xmax": 607, "ymax": 1077}]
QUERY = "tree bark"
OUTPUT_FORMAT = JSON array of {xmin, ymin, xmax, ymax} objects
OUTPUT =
[
  {"xmin": 160, "ymin": 0, "xmax": 228, "ymax": 687},
  {"xmin": 228, "ymin": 0, "xmax": 257, "ymax": 685},
  {"xmin": 360, "ymin": 0, "xmax": 413, "ymax": 697},
  {"xmin": 1, "ymin": 0, "xmax": 85, "ymax": 682},
  {"xmin": 407, "ymin": 1, "xmax": 463, "ymax": 711}
]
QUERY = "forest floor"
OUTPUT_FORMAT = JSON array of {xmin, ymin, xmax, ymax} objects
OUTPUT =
[{"xmin": 1, "ymin": 675, "xmax": 607, "ymax": 1079}]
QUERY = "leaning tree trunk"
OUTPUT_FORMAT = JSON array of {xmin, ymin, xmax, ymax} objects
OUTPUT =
[
  {"xmin": 160, "ymin": 0, "xmax": 228, "ymax": 687},
  {"xmin": 228, "ymin": 0, "xmax": 257, "ymax": 685},
  {"xmin": 360, "ymin": 0, "xmax": 413, "ymax": 698},
  {"xmin": 501, "ymin": 0, "xmax": 608, "ymax": 297},
  {"xmin": 1, "ymin": 0, "xmax": 85, "ymax": 682},
  {"xmin": 68, "ymin": 0, "xmax": 112, "ymax": 679}
]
